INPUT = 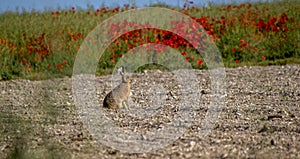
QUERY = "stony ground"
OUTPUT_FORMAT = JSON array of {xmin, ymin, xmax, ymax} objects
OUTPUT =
[{"xmin": 0, "ymin": 65, "xmax": 299, "ymax": 159}]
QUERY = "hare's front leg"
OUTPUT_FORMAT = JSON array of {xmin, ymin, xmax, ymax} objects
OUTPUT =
[{"xmin": 122, "ymin": 99, "xmax": 129, "ymax": 110}]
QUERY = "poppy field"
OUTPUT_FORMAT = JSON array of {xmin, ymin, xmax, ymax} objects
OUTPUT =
[{"xmin": 0, "ymin": 0, "xmax": 299, "ymax": 80}]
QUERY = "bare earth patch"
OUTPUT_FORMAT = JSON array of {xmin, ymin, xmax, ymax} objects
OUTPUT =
[{"xmin": 0, "ymin": 65, "xmax": 299, "ymax": 158}]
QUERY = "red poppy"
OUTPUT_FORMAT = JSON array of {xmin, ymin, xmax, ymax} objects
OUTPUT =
[
  {"xmin": 239, "ymin": 43, "xmax": 247, "ymax": 47},
  {"xmin": 181, "ymin": 52, "xmax": 187, "ymax": 56},
  {"xmin": 226, "ymin": 5, "xmax": 231, "ymax": 12},
  {"xmin": 197, "ymin": 59, "xmax": 203, "ymax": 66},
  {"xmin": 232, "ymin": 47, "xmax": 237, "ymax": 53}
]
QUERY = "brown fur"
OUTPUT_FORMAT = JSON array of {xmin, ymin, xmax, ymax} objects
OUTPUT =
[{"xmin": 103, "ymin": 73, "xmax": 133, "ymax": 110}]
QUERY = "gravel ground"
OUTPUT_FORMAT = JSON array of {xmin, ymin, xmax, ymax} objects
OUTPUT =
[{"xmin": 0, "ymin": 65, "xmax": 299, "ymax": 159}]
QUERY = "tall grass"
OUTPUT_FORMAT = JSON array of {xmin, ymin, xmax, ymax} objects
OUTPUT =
[{"xmin": 0, "ymin": 0, "xmax": 299, "ymax": 80}]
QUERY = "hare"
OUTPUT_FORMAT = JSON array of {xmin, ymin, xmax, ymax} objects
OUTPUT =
[{"xmin": 103, "ymin": 66, "xmax": 133, "ymax": 110}]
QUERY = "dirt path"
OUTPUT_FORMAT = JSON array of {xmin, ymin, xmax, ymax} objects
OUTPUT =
[{"xmin": 0, "ymin": 65, "xmax": 299, "ymax": 158}]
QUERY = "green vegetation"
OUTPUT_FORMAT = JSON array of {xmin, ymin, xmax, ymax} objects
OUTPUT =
[{"xmin": 0, "ymin": 0, "xmax": 299, "ymax": 80}]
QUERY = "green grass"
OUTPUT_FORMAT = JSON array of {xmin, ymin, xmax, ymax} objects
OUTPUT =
[
  {"xmin": 0, "ymin": 0, "xmax": 299, "ymax": 80},
  {"xmin": 225, "ymin": 57, "xmax": 300, "ymax": 68}
]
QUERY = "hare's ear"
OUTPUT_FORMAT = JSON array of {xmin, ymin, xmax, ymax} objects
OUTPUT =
[{"xmin": 117, "ymin": 66, "xmax": 125, "ymax": 75}]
